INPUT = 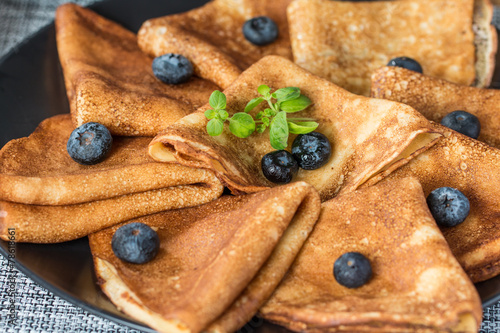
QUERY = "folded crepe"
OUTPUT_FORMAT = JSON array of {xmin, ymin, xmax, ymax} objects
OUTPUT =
[
  {"xmin": 0, "ymin": 114, "xmax": 222, "ymax": 205},
  {"xmin": 55, "ymin": 3, "xmax": 218, "ymax": 136},
  {"xmin": 364, "ymin": 125, "xmax": 500, "ymax": 283},
  {"xmin": 149, "ymin": 55, "xmax": 442, "ymax": 201},
  {"xmin": 287, "ymin": 0, "xmax": 496, "ymax": 96},
  {"xmin": 260, "ymin": 177, "xmax": 482, "ymax": 332},
  {"xmin": 89, "ymin": 181, "xmax": 321, "ymax": 333},
  {"xmin": 0, "ymin": 115, "xmax": 223, "ymax": 243},
  {"xmin": 137, "ymin": 0, "xmax": 293, "ymax": 89},
  {"xmin": 372, "ymin": 66, "xmax": 500, "ymax": 149}
]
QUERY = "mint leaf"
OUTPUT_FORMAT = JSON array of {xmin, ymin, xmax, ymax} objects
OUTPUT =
[
  {"xmin": 209, "ymin": 90, "xmax": 226, "ymax": 110},
  {"xmin": 245, "ymin": 97, "xmax": 264, "ymax": 113},
  {"xmin": 262, "ymin": 117, "xmax": 270, "ymax": 127},
  {"xmin": 256, "ymin": 111, "xmax": 264, "ymax": 120},
  {"xmin": 273, "ymin": 87, "xmax": 300, "ymax": 102},
  {"xmin": 269, "ymin": 111, "xmax": 289, "ymax": 150},
  {"xmin": 287, "ymin": 121, "xmax": 319, "ymax": 134},
  {"xmin": 258, "ymin": 85, "xmax": 271, "ymax": 96},
  {"xmin": 218, "ymin": 109, "xmax": 229, "ymax": 121},
  {"xmin": 205, "ymin": 109, "xmax": 217, "ymax": 120},
  {"xmin": 229, "ymin": 113, "xmax": 255, "ymax": 138},
  {"xmin": 280, "ymin": 95, "xmax": 312, "ymax": 113},
  {"xmin": 256, "ymin": 124, "xmax": 266, "ymax": 133},
  {"xmin": 207, "ymin": 118, "xmax": 224, "ymax": 136}
]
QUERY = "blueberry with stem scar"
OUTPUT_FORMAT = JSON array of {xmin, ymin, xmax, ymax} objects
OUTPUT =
[{"xmin": 427, "ymin": 187, "xmax": 470, "ymax": 227}]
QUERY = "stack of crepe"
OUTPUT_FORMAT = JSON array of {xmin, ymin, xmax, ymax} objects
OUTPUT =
[
  {"xmin": 90, "ymin": 182, "xmax": 321, "ymax": 333},
  {"xmin": 370, "ymin": 66, "xmax": 500, "ymax": 282},
  {"xmin": 261, "ymin": 177, "xmax": 482, "ymax": 332},
  {"xmin": 2, "ymin": 0, "xmax": 500, "ymax": 332},
  {"xmin": 0, "ymin": 114, "xmax": 223, "ymax": 243}
]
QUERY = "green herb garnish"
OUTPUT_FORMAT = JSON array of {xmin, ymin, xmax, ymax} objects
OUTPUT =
[{"xmin": 205, "ymin": 85, "xmax": 318, "ymax": 149}]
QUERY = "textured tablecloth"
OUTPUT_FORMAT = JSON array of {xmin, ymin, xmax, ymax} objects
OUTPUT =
[{"xmin": 1, "ymin": 1, "xmax": 500, "ymax": 332}]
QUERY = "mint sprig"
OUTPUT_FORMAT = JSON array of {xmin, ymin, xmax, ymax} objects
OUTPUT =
[{"xmin": 205, "ymin": 85, "xmax": 317, "ymax": 149}]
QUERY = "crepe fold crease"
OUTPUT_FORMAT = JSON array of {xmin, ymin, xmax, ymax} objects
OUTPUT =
[
  {"xmin": 89, "ymin": 182, "xmax": 321, "ymax": 333},
  {"xmin": 260, "ymin": 177, "xmax": 482, "ymax": 332},
  {"xmin": 149, "ymin": 56, "xmax": 443, "ymax": 201},
  {"xmin": 55, "ymin": 3, "xmax": 218, "ymax": 136},
  {"xmin": 0, "ymin": 115, "xmax": 223, "ymax": 243},
  {"xmin": 364, "ymin": 124, "xmax": 500, "ymax": 282},
  {"xmin": 137, "ymin": 0, "xmax": 293, "ymax": 89}
]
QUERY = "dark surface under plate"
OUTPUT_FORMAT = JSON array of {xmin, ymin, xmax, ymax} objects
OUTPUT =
[{"xmin": 1, "ymin": 0, "xmax": 500, "ymax": 331}]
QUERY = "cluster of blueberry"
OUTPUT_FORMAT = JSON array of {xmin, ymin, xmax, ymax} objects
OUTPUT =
[{"xmin": 262, "ymin": 132, "xmax": 332, "ymax": 184}]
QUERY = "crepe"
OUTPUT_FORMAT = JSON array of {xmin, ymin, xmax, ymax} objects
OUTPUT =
[
  {"xmin": 364, "ymin": 125, "xmax": 500, "ymax": 283},
  {"xmin": 89, "ymin": 181, "xmax": 321, "ymax": 333},
  {"xmin": 372, "ymin": 66, "xmax": 500, "ymax": 149},
  {"xmin": 55, "ymin": 3, "xmax": 218, "ymax": 136},
  {"xmin": 260, "ymin": 177, "xmax": 482, "ymax": 332},
  {"xmin": 137, "ymin": 0, "xmax": 293, "ymax": 89},
  {"xmin": 0, "ymin": 114, "xmax": 222, "ymax": 206},
  {"xmin": 287, "ymin": 0, "xmax": 494, "ymax": 96},
  {"xmin": 149, "ymin": 55, "xmax": 442, "ymax": 201},
  {"xmin": 0, "ymin": 115, "xmax": 223, "ymax": 243}
]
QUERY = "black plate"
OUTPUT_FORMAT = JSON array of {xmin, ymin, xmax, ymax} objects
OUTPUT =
[{"xmin": 1, "ymin": 0, "xmax": 500, "ymax": 331}]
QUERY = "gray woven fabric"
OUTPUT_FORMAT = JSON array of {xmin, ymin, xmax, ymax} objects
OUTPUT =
[
  {"xmin": 0, "ymin": 0, "xmax": 500, "ymax": 332},
  {"xmin": 0, "ymin": 0, "xmax": 100, "ymax": 59},
  {"xmin": 0, "ymin": 254, "xmax": 143, "ymax": 332}
]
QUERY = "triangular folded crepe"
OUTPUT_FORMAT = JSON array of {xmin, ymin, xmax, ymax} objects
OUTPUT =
[
  {"xmin": 287, "ymin": 0, "xmax": 496, "ymax": 96},
  {"xmin": 372, "ymin": 66, "xmax": 500, "ymax": 149},
  {"xmin": 363, "ymin": 125, "xmax": 500, "ymax": 283},
  {"xmin": 260, "ymin": 177, "xmax": 482, "ymax": 332},
  {"xmin": 55, "ymin": 3, "xmax": 218, "ymax": 136},
  {"xmin": 137, "ymin": 0, "xmax": 293, "ymax": 89},
  {"xmin": 89, "ymin": 182, "xmax": 321, "ymax": 333},
  {"xmin": 149, "ymin": 55, "xmax": 442, "ymax": 201},
  {"xmin": 0, "ymin": 115, "xmax": 223, "ymax": 243}
]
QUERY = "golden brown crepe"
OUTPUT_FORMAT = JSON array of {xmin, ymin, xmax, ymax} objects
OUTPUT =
[
  {"xmin": 0, "ymin": 115, "xmax": 223, "ymax": 243},
  {"xmin": 364, "ymin": 125, "xmax": 500, "ymax": 283},
  {"xmin": 287, "ymin": 0, "xmax": 487, "ymax": 96},
  {"xmin": 0, "ymin": 114, "xmax": 222, "ymax": 206},
  {"xmin": 137, "ymin": 0, "xmax": 293, "ymax": 89},
  {"xmin": 260, "ymin": 177, "xmax": 482, "ymax": 332},
  {"xmin": 55, "ymin": 3, "xmax": 218, "ymax": 136},
  {"xmin": 89, "ymin": 182, "xmax": 321, "ymax": 333},
  {"xmin": 149, "ymin": 55, "xmax": 442, "ymax": 201},
  {"xmin": 372, "ymin": 66, "xmax": 500, "ymax": 149}
]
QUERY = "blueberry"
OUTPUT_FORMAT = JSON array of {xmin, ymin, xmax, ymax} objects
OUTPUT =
[
  {"xmin": 242, "ymin": 16, "xmax": 279, "ymax": 46},
  {"xmin": 111, "ymin": 222, "xmax": 160, "ymax": 264},
  {"xmin": 261, "ymin": 150, "xmax": 299, "ymax": 184},
  {"xmin": 426, "ymin": 187, "xmax": 470, "ymax": 227},
  {"xmin": 291, "ymin": 132, "xmax": 332, "ymax": 170},
  {"xmin": 152, "ymin": 53, "xmax": 193, "ymax": 84},
  {"xmin": 440, "ymin": 110, "xmax": 480, "ymax": 139},
  {"xmin": 67, "ymin": 122, "xmax": 112, "ymax": 165},
  {"xmin": 387, "ymin": 57, "xmax": 423, "ymax": 73},
  {"xmin": 334, "ymin": 252, "xmax": 372, "ymax": 289}
]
